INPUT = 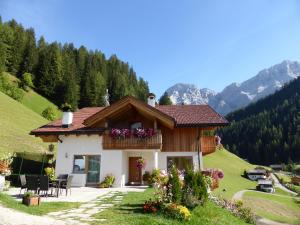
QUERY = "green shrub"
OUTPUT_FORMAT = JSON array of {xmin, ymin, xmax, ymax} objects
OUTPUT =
[
  {"xmin": 99, "ymin": 174, "xmax": 115, "ymax": 188},
  {"xmin": 183, "ymin": 168, "xmax": 208, "ymax": 207},
  {"xmin": 61, "ymin": 103, "xmax": 73, "ymax": 112},
  {"xmin": 23, "ymin": 191, "xmax": 39, "ymax": 198},
  {"xmin": 143, "ymin": 171, "xmax": 151, "ymax": 182},
  {"xmin": 21, "ymin": 73, "xmax": 34, "ymax": 91},
  {"xmin": 0, "ymin": 73, "xmax": 24, "ymax": 101},
  {"xmin": 149, "ymin": 169, "xmax": 168, "ymax": 186},
  {"xmin": 44, "ymin": 167, "xmax": 55, "ymax": 181},
  {"xmin": 42, "ymin": 106, "xmax": 57, "ymax": 121},
  {"xmin": 168, "ymin": 166, "xmax": 182, "ymax": 204},
  {"xmin": 293, "ymin": 165, "xmax": 300, "ymax": 175}
]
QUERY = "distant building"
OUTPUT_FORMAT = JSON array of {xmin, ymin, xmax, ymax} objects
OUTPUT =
[
  {"xmin": 270, "ymin": 164, "xmax": 283, "ymax": 171},
  {"xmin": 247, "ymin": 169, "xmax": 267, "ymax": 181},
  {"xmin": 256, "ymin": 179, "xmax": 274, "ymax": 193}
]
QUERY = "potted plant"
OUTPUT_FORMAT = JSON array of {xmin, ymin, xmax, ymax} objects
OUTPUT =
[
  {"xmin": 136, "ymin": 158, "xmax": 146, "ymax": 169},
  {"xmin": 22, "ymin": 192, "xmax": 40, "ymax": 206},
  {"xmin": 99, "ymin": 174, "xmax": 115, "ymax": 188}
]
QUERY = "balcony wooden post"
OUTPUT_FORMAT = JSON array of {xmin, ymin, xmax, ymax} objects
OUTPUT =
[{"xmin": 153, "ymin": 151, "xmax": 158, "ymax": 169}]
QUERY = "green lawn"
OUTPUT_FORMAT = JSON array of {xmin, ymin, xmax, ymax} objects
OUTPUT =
[
  {"xmin": 91, "ymin": 188, "xmax": 249, "ymax": 225},
  {"xmin": 243, "ymin": 191, "xmax": 300, "ymax": 225},
  {"xmin": 204, "ymin": 149, "xmax": 256, "ymax": 199},
  {"xmin": 0, "ymin": 193, "xmax": 80, "ymax": 216},
  {"xmin": 275, "ymin": 172, "xmax": 292, "ymax": 183},
  {"xmin": 0, "ymin": 91, "xmax": 49, "ymax": 156}
]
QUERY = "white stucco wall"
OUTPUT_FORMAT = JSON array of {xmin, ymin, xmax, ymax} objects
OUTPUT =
[
  {"xmin": 56, "ymin": 135, "xmax": 124, "ymax": 187},
  {"xmin": 56, "ymin": 135, "xmax": 203, "ymax": 187}
]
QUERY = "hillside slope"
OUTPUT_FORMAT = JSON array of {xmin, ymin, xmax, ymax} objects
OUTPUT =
[
  {"xmin": 204, "ymin": 149, "xmax": 256, "ymax": 199},
  {"xmin": 221, "ymin": 77, "xmax": 300, "ymax": 165},
  {"xmin": 3, "ymin": 72, "xmax": 61, "ymax": 119},
  {"xmin": 0, "ymin": 91, "xmax": 49, "ymax": 156}
]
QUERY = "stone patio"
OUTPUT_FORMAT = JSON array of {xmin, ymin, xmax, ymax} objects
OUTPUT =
[{"xmin": 5, "ymin": 186, "xmax": 146, "ymax": 202}]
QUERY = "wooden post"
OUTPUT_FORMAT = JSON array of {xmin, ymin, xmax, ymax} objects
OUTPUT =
[
  {"xmin": 154, "ymin": 119, "xmax": 157, "ymax": 130},
  {"xmin": 40, "ymin": 153, "xmax": 45, "ymax": 175},
  {"xmin": 197, "ymin": 129, "xmax": 202, "ymax": 171}
]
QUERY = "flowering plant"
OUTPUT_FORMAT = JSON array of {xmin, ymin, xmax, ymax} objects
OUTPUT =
[
  {"xmin": 143, "ymin": 200, "xmax": 161, "ymax": 213},
  {"xmin": 133, "ymin": 128, "xmax": 156, "ymax": 139},
  {"xmin": 110, "ymin": 128, "xmax": 131, "ymax": 139},
  {"xmin": 0, "ymin": 152, "xmax": 13, "ymax": 176},
  {"xmin": 136, "ymin": 158, "xmax": 146, "ymax": 169}
]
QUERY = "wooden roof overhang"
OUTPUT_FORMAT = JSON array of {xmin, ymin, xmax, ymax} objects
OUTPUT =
[
  {"xmin": 30, "ymin": 129, "xmax": 105, "ymax": 142},
  {"xmin": 83, "ymin": 96, "xmax": 175, "ymax": 129}
]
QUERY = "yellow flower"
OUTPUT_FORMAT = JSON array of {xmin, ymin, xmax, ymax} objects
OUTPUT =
[{"xmin": 177, "ymin": 205, "xmax": 191, "ymax": 220}]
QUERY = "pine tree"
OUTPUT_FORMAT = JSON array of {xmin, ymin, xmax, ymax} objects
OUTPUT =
[{"xmin": 159, "ymin": 92, "xmax": 172, "ymax": 105}]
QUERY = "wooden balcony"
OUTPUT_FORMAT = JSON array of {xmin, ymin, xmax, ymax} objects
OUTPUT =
[
  {"xmin": 201, "ymin": 136, "xmax": 217, "ymax": 155},
  {"xmin": 103, "ymin": 130, "xmax": 162, "ymax": 150}
]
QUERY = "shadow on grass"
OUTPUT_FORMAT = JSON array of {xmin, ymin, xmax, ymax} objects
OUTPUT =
[{"xmin": 115, "ymin": 203, "xmax": 144, "ymax": 214}]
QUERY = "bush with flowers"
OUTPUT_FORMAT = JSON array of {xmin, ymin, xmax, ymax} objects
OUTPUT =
[
  {"xmin": 162, "ymin": 203, "xmax": 191, "ymax": 221},
  {"xmin": 0, "ymin": 152, "xmax": 13, "ymax": 176},
  {"xmin": 143, "ymin": 165, "xmax": 211, "ymax": 221},
  {"xmin": 202, "ymin": 168, "xmax": 224, "ymax": 190}
]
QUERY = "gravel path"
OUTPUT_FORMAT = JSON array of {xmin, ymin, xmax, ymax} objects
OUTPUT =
[
  {"xmin": 0, "ymin": 204, "xmax": 71, "ymax": 225},
  {"xmin": 270, "ymin": 173, "xmax": 297, "ymax": 196},
  {"xmin": 232, "ymin": 189, "xmax": 248, "ymax": 201}
]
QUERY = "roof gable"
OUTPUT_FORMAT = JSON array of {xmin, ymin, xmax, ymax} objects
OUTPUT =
[{"xmin": 83, "ymin": 96, "xmax": 175, "ymax": 129}]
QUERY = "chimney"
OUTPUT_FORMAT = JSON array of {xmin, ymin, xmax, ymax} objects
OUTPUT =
[
  {"xmin": 147, "ymin": 93, "xmax": 156, "ymax": 107},
  {"xmin": 61, "ymin": 103, "xmax": 73, "ymax": 128}
]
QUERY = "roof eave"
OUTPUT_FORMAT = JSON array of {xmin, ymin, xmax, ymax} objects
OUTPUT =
[{"xmin": 175, "ymin": 122, "xmax": 229, "ymax": 128}]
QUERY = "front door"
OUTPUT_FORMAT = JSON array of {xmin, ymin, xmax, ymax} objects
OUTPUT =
[
  {"xmin": 86, "ymin": 155, "xmax": 101, "ymax": 184},
  {"xmin": 129, "ymin": 157, "xmax": 142, "ymax": 184}
]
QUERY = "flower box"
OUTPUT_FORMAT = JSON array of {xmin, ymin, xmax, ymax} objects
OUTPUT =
[{"xmin": 22, "ymin": 196, "xmax": 41, "ymax": 206}]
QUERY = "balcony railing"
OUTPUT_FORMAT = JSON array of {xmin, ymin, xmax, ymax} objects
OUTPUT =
[
  {"xmin": 201, "ymin": 136, "xmax": 217, "ymax": 155},
  {"xmin": 103, "ymin": 130, "xmax": 162, "ymax": 150}
]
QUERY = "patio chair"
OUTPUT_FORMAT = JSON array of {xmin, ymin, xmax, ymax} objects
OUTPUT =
[
  {"xmin": 57, "ymin": 174, "xmax": 68, "ymax": 180},
  {"xmin": 57, "ymin": 174, "xmax": 69, "ymax": 187},
  {"xmin": 26, "ymin": 175, "xmax": 39, "ymax": 193},
  {"xmin": 19, "ymin": 175, "xmax": 27, "ymax": 196},
  {"xmin": 39, "ymin": 176, "xmax": 50, "ymax": 197},
  {"xmin": 60, "ymin": 175, "xmax": 73, "ymax": 196}
]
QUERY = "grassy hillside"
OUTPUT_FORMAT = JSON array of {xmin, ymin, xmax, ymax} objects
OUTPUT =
[
  {"xmin": 0, "ymin": 91, "xmax": 49, "ymax": 156},
  {"xmin": 243, "ymin": 191, "xmax": 300, "ymax": 224},
  {"xmin": 3, "ymin": 72, "xmax": 61, "ymax": 118},
  {"xmin": 204, "ymin": 149, "xmax": 257, "ymax": 199}
]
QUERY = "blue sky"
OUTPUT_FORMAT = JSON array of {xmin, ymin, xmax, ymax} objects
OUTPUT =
[{"xmin": 1, "ymin": 0, "xmax": 300, "ymax": 97}]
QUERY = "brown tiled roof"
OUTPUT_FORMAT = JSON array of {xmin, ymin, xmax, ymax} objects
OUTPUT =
[
  {"xmin": 156, "ymin": 105, "xmax": 228, "ymax": 127},
  {"xmin": 30, "ymin": 107, "xmax": 105, "ymax": 135},
  {"xmin": 31, "ymin": 103, "xmax": 228, "ymax": 135}
]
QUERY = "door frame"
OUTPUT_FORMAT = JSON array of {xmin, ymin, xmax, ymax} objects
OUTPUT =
[
  {"xmin": 128, "ymin": 157, "xmax": 142, "ymax": 185},
  {"xmin": 85, "ymin": 155, "xmax": 101, "ymax": 186}
]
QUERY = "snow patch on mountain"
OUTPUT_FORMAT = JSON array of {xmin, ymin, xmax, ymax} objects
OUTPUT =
[{"xmin": 164, "ymin": 60, "xmax": 300, "ymax": 115}]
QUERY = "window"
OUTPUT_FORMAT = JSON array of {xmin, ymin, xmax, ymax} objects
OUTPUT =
[
  {"xmin": 167, "ymin": 156, "xmax": 193, "ymax": 172},
  {"xmin": 73, "ymin": 155, "xmax": 86, "ymax": 173},
  {"xmin": 130, "ymin": 122, "xmax": 142, "ymax": 130}
]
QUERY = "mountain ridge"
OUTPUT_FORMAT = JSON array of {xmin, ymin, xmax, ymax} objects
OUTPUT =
[{"xmin": 166, "ymin": 60, "xmax": 300, "ymax": 115}]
